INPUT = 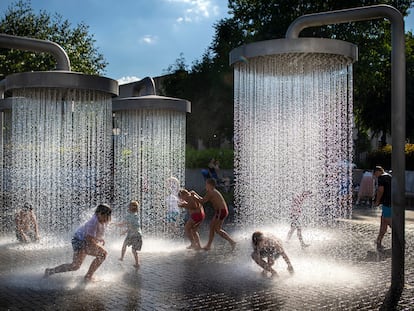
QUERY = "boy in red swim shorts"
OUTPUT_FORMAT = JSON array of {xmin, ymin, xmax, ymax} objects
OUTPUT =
[
  {"xmin": 192, "ymin": 178, "xmax": 236, "ymax": 251},
  {"xmin": 178, "ymin": 188, "xmax": 205, "ymax": 250}
]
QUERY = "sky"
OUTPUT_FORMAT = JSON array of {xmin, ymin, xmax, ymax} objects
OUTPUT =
[{"xmin": 1, "ymin": 0, "xmax": 414, "ymax": 85}]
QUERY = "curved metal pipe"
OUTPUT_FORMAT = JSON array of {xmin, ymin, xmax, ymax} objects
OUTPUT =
[
  {"xmin": 286, "ymin": 4, "xmax": 402, "ymax": 39},
  {"xmin": 134, "ymin": 77, "xmax": 156, "ymax": 96},
  {"xmin": 118, "ymin": 76, "xmax": 157, "ymax": 98},
  {"xmin": 287, "ymin": 4, "xmax": 405, "ymax": 306},
  {"xmin": 0, "ymin": 33, "xmax": 71, "ymax": 71}
]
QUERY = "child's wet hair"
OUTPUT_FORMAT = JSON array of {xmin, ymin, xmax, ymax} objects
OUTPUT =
[
  {"xmin": 252, "ymin": 231, "xmax": 264, "ymax": 246},
  {"xmin": 95, "ymin": 204, "xmax": 112, "ymax": 220},
  {"xmin": 129, "ymin": 200, "xmax": 139, "ymax": 213}
]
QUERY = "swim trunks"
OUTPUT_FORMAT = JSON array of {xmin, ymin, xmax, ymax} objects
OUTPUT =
[
  {"xmin": 215, "ymin": 208, "xmax": 229, "ymax": 220},
  {"xmin": 191, "ymin": 210, "xmax": 205, "ymax": 224}
]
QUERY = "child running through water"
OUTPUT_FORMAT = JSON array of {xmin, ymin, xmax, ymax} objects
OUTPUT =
[
  {"xmin": 286, "ymin": 191, "xmax": 312, "ymax": 249},
  {"xmin": 117, "ymin": 200, "xmax": 143, "ymax": 269},
  {"xmin": 192, "ymin": 178, "xmax": 236, "ymax": 251},
  {"xmin": 44, "ymin": 204, "xmax": 112, "ymax": 282}
]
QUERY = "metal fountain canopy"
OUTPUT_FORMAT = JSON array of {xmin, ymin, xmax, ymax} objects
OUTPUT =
[
  {"xmin": 0, "ymin": 33, "xmax": 118, "ymax": 97},
  {"xmin": 230, "ymin": 37, "xmax": 358, "ymax": 65},
  {"xmin": 229, "ymin": 4, "xmax": 405, "ymax": 305},
  {"xmin": 4, "ymin": 71, "xmax": 118, "ymax": 96},
  {"xmin": 112, "ymin": 77, "xmax": 191, "ymax": 113}
]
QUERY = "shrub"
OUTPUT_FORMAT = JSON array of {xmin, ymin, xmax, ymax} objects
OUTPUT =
[
  {"xmin": 366, "ymin": 144, "xmax": 414, "ymax": 170},
  {"xmin": 186, "ymin": 146, "xmax": 234, "ymax": 169}
]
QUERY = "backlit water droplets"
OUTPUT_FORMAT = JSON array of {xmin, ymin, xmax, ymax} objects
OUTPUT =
[
  {"xmin": 233, "ymin": 53, "xmax": 354, "ymax": 227},
  {"xmin": 3, "ymin": 89, "xmax": 112, "ymax": 236},
  {"xmin": 112, "ymin": 109, "xmax": 186, "ymax": 236}
]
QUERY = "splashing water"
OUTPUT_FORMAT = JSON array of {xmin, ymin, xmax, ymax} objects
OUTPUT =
[
  {"xmin": 233, "ymin": 53, "xmax": 354, "ymax": 227},
  {"xmin": 112, "ymin": 109, "xmax": 186, "ymax": 236},
  {"xmin": 2, "ymin": 89, "xmax": 113, "ymax": 235}
]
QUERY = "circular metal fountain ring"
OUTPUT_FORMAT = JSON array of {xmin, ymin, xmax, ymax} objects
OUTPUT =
[
  {"xmin": 4, "ymin": 71, "xmax": 119, "ymax": 96},
  {"xmin": 112, "ymin": 95, "xmax": 191, "ymax": 113},
  {"xmin": 229, "ymin": 38, "xmax": 358, "ymax": 65}
]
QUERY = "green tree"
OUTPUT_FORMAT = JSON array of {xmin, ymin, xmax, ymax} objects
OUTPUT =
[
  {"xmin": 165, "ymin": 0, "xmax": 414, "ymax": 150},
  {"xmin": 162, "ymin": 19, "xmax": 241, "ymax": 148},
  {"xmin": 227, "ymin": 0, "xmax": 413, "ymax": 146},
  {"xmin": 0, "ymin": 0, "xmax": 107, "ymax": 78}
]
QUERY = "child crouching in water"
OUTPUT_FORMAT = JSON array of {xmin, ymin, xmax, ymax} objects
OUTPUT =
[{"xmin": 117, "ymin": 200, "xmax": 142, "ymax": 269}]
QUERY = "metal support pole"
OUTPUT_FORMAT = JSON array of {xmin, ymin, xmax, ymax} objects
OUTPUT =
[{"xmin": 286, "ymin": 4, "xmax": 406, "ymax": 307}]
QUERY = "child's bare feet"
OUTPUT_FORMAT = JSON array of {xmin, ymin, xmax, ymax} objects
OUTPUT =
[
  {"xmin": 270, "ymin": 271, "xmax": 279, "ymax": 278},
  {"xmin": 119, "ymin": 257, "xmax": 124, "ymax": 261},
  {"xmin": 230, "ymin": 241, "xmax": 236, "ymax": 251},
  {"xmin": 84, "ymin": 274, "xmax": 97, "ymax": 282},
  {"xmin": 203, "ymin": 246, "xmax": 211, "ymax": 251},
  {"xmin": 133, "ymin": 264, "xmax": 140, "ymax": 269}
]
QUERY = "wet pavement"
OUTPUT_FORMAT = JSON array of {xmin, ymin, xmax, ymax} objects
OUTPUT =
[{"xmin": 1, "ymin": 207, "xmax": 414, "ymax": 311}]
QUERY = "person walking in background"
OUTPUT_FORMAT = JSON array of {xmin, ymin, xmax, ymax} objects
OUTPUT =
[
  {"xmin": 251, "ymin": 231, "xmax": 294, "ymax": 278},
  {"xmin": 44, "ymin": 204, "xmax": 112, "ymax": 281},
  {"xmin": 373, "ymin": 166, "xmax": 392, "ymax": 251},
  {"xmin": 178, "ymin": 188, "xmax": 205, "ymax": 250},
  {"xmin": 286, "ymin": 191, "xmax": 312, "ymax": 249},
  {"xmin": 208, "ymin": 158, "xmax": 220, "ymax": 181},
  {"xmin": 15, "ymin": 202, "xmax": 40, "ymax": 243},
  {"xmin": 117, "ymin": 200, "xmax": 143, "ymax": 269},
  {"xmin": 192, "ymin": 178, "xmax": 236, "ymax": 251}
]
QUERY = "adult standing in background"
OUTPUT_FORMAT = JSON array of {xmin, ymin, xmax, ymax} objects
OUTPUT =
[{"xmin": 373, "ymin": 166, "xmax": 392, "ymax": 251}]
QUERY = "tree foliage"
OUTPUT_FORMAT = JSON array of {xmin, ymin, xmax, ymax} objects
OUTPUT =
[
  {"xmin": 0, "ymin": 0, "xmax": 107, "ymax": 78},
  {"xmin": 163, "ymin": 0, "xmax": 414, "ymax": 150}
]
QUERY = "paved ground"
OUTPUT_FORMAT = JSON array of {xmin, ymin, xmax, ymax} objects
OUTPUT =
[{"xmin": 0, "ymin": 207, "xmax": 413, "ymax": 311}]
